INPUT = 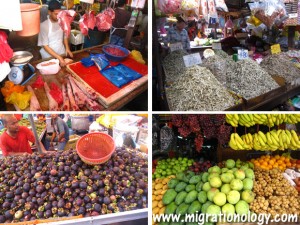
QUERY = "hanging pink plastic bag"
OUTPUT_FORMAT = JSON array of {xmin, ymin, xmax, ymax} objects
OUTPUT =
[
  {"xmin": 0, "ymin": 31, "xmax": 13, "ymax": 64},
  {"xmin": 157, "ymin": 0, "xmax": 182, "ymax": 14}
]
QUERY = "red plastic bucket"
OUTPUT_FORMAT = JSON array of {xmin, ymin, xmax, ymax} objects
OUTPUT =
[{"xmin": 17, "ymin": 3, "xmax": 41, "ymax": 36}]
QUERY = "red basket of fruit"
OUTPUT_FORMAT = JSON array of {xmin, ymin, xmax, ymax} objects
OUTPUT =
[
  {"xmin": 76, "ymin": 132, "xmax": 116, "ymax": 165},
  {"xmin": 102, "ymin": 44, "xmax": 129, "ymax": 62}
]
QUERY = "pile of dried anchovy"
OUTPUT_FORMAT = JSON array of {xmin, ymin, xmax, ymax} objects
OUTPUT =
[
  {"xmin": 162, "ymin": 50, "xmax": 188, "ymax": 85},
  {"xmin": 165, "ymin": 65, "xmax": 235, "ymax": 111},
  {"xmin": 203, "ymin": 54, "xmax": 228, "ymax": 86},
  {"xmin": 260, "ymin": 54, "xmax": 300, "ymax": 84},
  {"xmin": 227, "ymin": 59, "xmax": 280, "ymax": 100},
  {"xmin": 214, "ymin": 49, "xmax": 230, "ymax": 59}
]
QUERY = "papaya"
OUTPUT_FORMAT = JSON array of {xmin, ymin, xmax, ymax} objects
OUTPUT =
[
  {"xmin": 162, "ymin": 189, "xmax": 177, "ymax": 205},
  {"xmin": 185, "ymin": 190, "xmax": 198, "ymax": 204},
  {"xmin": 175, "ymin": 191, "xmax": 187, "ymax": 205},
  {"xmin": 189, "ymin": 175, "xmax": 201, "ymax": 184},
  {"xmin": 168, "ymin": 179, "xmax": 179, "ymax": 189},
  {"xmin": 175, "ymin": 182, "xmax": 187, "ymax": 192}
]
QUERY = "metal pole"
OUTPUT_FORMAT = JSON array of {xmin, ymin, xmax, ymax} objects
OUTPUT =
[{"xmin": 29, "ymin": 114, "xmax": 43, "ymax": 154}]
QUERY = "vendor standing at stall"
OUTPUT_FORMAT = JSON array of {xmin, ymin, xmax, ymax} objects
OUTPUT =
[
  {"xmin": 0, "ymin": 115, "xmax": 43, "ymax": 157},
  {"xmin": 45, "ymin": 114, "xmax": 69, "ymax": 151},
  {"xmin": 110, "ymin": 0, "xmax": 132, "ymax": 46},
  {"xmin": 164, "ymin": 16, "xmax": 191, "ymax": 51},
  {"xmin": 38, "ymin": 0, "xmax": 73, "ymax": 66}
]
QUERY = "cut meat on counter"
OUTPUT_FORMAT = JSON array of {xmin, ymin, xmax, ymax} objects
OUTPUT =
[
  {"xmin": 66, "ymin": 82, "xmax": 79, "ymax": 111},
  {"xmin": 57, "ymin": 10, "xmax": 76, "ymax": 37},
  {"xmin": 27, "ymin": 85, "xmax": 41, "ymax": 111},
  {"xmin": 104, "ymin": 8, "xmax": 115, "ymax": 20},
  {"xmin": 44, "ymin": 82, "xmax": 59, "ymax": 111},
  {"xmin": 68, "ymin": 75, "xmax": 98, "ymax": 100},
  {"xmin": 67, "ymin": 79, "xmax": 85, "ymax": 108},
  {"xmin": 49, "ymin": 82, "xmax": 63, "ymax": 106},
  {"xmin": 61, "ymin": 84, "xmax": 70, "ymax": 111}
]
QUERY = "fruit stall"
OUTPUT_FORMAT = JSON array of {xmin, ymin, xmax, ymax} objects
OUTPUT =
[
  {"xmin": 152, "ymin": 114, "xmax": 300, "ymax": 225},
  {"xmin": 153, "ymin": 0, "xmax": 300, "ymax": 111},
  {"xmin": 0, "ymin": 113, "xmax": 148, "ymax": 224}
]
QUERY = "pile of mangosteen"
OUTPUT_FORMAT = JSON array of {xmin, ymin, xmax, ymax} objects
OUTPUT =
[{"xmin": 0, "ymin": 147, "xmax": 148, "ymax": 223}]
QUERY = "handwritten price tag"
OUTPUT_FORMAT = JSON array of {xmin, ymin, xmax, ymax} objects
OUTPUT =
[
  {"xmin": 271, "ymin": 44, "xmax": 281, "ymax": 54},
  {"xmin": 212, "ymin": 42, "xmax": 222, "ymax": 50},
  {"xmin": 238, "ymin": 49, "xmax": 249, "ymax": 60},
  {"xmin": 169, "ymin": 42, "xmax": 183, "ymax": 52},
  {"xmin": 183, "ymin": 53, "xmax": 202, "ymax": 67}
]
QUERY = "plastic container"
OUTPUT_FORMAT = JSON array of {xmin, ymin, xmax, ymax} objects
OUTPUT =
[
  {"xmin": 102, "ymin": 44, "xmax": 130, "ymax": 62},
  {"xmin": 71, "ymin": 115, "xmax": 90, "ymax": 131},
  {"xmin": 17, "ymin": 3, "xmax": 41, "ymax": 36},
  {"xmin": 70, "ymin": 29, "xmax": 84, "ymax": 45},
  {"xmin": 36, "ymin": 59, "xmax": 60, "ymax": 75},
  {"xmin": 76, "ymin": 132, "xmax": 115, "ymax": 165}
]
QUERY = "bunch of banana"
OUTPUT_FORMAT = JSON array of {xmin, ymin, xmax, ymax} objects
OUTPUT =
[
  {"xmin": 229, "ymin": 133, "xmax": 252, "ymax": 150},
  {"xmin": 241, "ymin": 133, "xmax": 253, "ymax": 149},
  {"xmin": 252, "ymin": 131, "xmax": 275, "ymax": 151},
  {"xmin": 286, "ymin": 114, "xmax": 300, "ymax": 124},
  {"xmin": 225, "ymin": 114, "xmax": 239, "ymax": 127},
  {"xmin": 253, "ymin": 114, "xmax": 267, "ymax": 125},
  {"xmin": 238, "ymin": 114, "xmax": 256, "ymax": 127}
]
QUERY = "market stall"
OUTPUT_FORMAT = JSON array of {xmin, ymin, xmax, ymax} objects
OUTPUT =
[
  {"xmin": 0, "ymin": 113, "xmax": 148, "ymax": 224},
  {"xmin": 153, "ymin": 0, "xmax": 300, "ymax": 111},
  {"xmin": 152, "ymin": 114, "xmax": 300, "ymax": 225},
  {"xmin": 0, "ymin": 0, "xmax": 148, "ymax": 111}
]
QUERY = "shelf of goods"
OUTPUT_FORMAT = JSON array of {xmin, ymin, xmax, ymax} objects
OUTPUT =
[
  {"xmin": 152, "ymin": 114, "xmax": 300, "ymax": 225},
  {"xmin": 160, "ymin": 50, "xmax": 300, "ymax": 111},
  {"xmin": 0, "ymin": 147, "xmax": 148, "ymax": 224}
]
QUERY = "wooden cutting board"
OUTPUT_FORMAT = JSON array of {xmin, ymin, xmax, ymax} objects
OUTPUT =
[{"xmin": 66, "ymin": 57, "xmax": 148, "ymax": 108}]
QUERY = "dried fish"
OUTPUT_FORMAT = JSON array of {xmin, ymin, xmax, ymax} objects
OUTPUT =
[
  {"xmin": 227, "ymin": 59, "xmax": 280, "ymax": 100},
  {"xmin": 162, "ymin": 50, "xmax": 188, "ymax": 85},
  {"xmin": 203, "ymin": 54, "xmax": 228, "ymax": 86},
  {"xmin": 260, "ymin": 54, "xmax": 300, "ymax": 84},
  {"xmin": 165, "ymin": 65, "xmax": 235, "ymax": 111}
]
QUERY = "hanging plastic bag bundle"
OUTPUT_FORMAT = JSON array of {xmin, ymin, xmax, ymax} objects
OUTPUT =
[{"xmin": 157, "ymin": 0, "xmax": 182, "ymax": 14}]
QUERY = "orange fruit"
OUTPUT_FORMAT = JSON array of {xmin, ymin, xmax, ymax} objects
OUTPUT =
[
  {"xmin": 286, "ymin": 162, "xmax": 292, "ymax": 168},
  {"xmin": 275, "ymin": 155, "xmax": 280, "ymax": 160},
  {"xmin": 284, "ymin": 158, "xmax": 290, "ymax": 163},
  {"xmin": 269, "ymin": 159, "xmax": 275, "ymax": 165}
]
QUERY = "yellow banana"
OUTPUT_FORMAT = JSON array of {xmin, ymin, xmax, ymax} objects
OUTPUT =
[{"xmin": 258, "ymin": 131, "xmax": 267, "ymax": 143}]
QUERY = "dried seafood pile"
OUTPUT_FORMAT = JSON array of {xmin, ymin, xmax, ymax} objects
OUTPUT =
[
  {"xmin": 227, "ymin": 59, "xmax": 280, "ymax": 100},
  {"xmin": 162, "ymin": 50, "xmax": 188, "ymax": 85},
  {"xmin": 260, "ymin": 54, "xmax": 300, "ymax": 84},
  {"xmin": 203, "ymin": 54, "xmax": 228, "ymax": 86},
  {"xmin": 214, "ymin": 49, "xmax": 230, "ymax": 59},
  {"xmin": 165, "ymin": 65, "xmax": 235, "ymax": 111}
]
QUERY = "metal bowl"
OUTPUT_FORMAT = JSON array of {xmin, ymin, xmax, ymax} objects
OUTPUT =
[{"xmin": 10, "ymin": 51, "xmax": 33, "ymax": 66}]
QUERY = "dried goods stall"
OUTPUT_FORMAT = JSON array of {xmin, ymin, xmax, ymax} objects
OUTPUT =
[{"xmin": 152, "ymin": 114, "xmax": 300, "ymax": 225}]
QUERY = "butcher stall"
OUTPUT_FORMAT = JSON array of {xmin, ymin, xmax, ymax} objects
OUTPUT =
[{"xmin": 0, "ymin": 0, "xmax": 148, "ymax": 111}]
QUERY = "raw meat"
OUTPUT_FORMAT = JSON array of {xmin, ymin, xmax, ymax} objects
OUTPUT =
[
  {"xmin": 66, "ymin": 82, "xmax": 79, "ymax": 111},
  {"xmin": 61, "ymin": 84, "xmax": 70, "ymax": 111},
  {"xmin": 44, "ymin": 82, "xmax": 59, "ymax": 111},
  {"xmin": 57, "ymin": 10, "xmax": 76, "ymax": 37},
  {"xmin": 104, "ymin": 8, "xmax": 115, "ymax": 20},
  {"xmin": 95, "ymin": 13, "xmax": 112, "ymax": 31},
  {"xmin": 68, "ymin": 76, "xmax": 101, "ymax": 110},
  {"xmin": 49, "ymin": 82, "xmax": 63, "ymax": 106},
  {"xmin": 67, "ymin": 79, "xmax": 85, "ymax": 108},
  {"xmin": 32, "ymin": 75, "xmax": 45, "ymax": 89},
  {"xmin": 68, "ymin": 75, "xmax": 98, "ymax": 100},
  {"xmin": 27, "ymin": 85, "xmax": 41, "ymax": 111},
  {"xmin": 79, "ymin": 11, "xmax": 96, "ymax": 36}
]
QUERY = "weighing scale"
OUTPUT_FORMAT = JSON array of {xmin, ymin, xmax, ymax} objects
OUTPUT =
[{"xmin": 8, "ymin": 51, "xmax": 36, "ymax": 85}]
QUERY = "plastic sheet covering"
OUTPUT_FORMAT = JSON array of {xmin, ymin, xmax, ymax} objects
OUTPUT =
[
  {"xmin": 101, "ymin": 67, "xmax": 129, "ymax": 88},
  {"xmin": 91, "ymin": 54, "xmax": 109, "ymax": 70},
  {"xmin": 113, "ymin": 64, "xmax": 142, "ymax": 81},
  {"xmin": 160, "ymin": 124, "xmax": 174, "ymax": 152},
  {"xmin": 0, "ymin": 31, "xmax": 13, "ymax": 63}
]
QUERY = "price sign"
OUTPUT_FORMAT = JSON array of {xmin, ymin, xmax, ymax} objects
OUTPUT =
[
  {"xmin": 271, "ymin": 44, "xmax": 281, "ymax": 54},
  {"xmin": 212, "ymin": 42, "xmax": 222, "ymax": 50},
  {"xmin": 169, "ymin": 42, "xmax": 183, "ymax": 52},
  {"xmin": 237, "ymin": 49, "xmax": 249, "ymax": 60},
  {"xmin": 183, "ymin": 53, "xmax": 202, "ymax": 67}
]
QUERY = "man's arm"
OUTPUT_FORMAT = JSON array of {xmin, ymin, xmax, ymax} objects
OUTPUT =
[
  {"xmin": 63, "ymin": 37, "xmax": 73, "ymax": 59},
  {"xmin": 57, "ymin": 120, "xmax": 66, "ymax": 142},
  {"xmin": 43, "ymin": 45, "xmax": 66, "ymax": 66}
]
